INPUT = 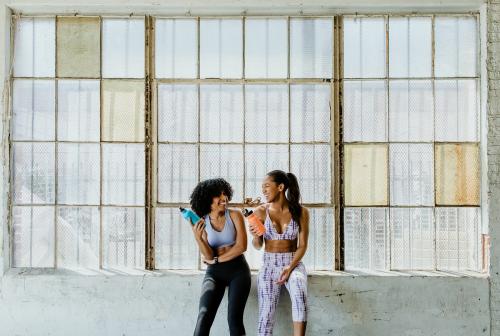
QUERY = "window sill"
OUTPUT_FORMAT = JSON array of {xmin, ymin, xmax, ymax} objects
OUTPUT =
[{"xmin": 2, "ymin": 267, "xmax": 488, "ymax": 278}]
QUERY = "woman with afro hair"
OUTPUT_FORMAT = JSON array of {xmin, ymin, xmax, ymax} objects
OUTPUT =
[{"xmin": 190, "ymin": 178, "xmax": 251, "ymax": 336}]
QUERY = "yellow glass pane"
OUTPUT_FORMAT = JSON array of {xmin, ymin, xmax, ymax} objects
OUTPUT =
[
  {"xmin": 435, "ymin": 144, "xmax": 480, "ymax": 205},
  {"xmin": 344, "ymin": 144, "xmax": 388, "ymax": 206},
  {"xmin": 57, "ymin": 17, "xmax": 100, "ymax": 78},
  {"xmin": 102, "ymin": 80, "xmax": 145, "ymax": 142}
]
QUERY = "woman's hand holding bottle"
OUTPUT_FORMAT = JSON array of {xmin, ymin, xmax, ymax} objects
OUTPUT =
[{"xmin": 192, "ymin": 218, "xmax": 208, "ymax": 243}]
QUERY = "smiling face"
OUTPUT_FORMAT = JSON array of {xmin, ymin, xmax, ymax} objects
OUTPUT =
[
  {"xmin": 210, "ymin": 192, "xmax": 228, "ymax": 213},
  {"xmin": 262, "ymin": 175, "xmax": 285, "ymax": 203}
]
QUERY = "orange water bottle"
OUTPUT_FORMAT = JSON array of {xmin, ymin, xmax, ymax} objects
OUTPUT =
[{"xmin": 242, "ymin": 209, "xmax": 265, "ymax": 236}]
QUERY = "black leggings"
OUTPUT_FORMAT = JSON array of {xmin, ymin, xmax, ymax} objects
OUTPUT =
[{"xmin": 194, "ymin": 255, "xmax": 251, "ymax": 336}]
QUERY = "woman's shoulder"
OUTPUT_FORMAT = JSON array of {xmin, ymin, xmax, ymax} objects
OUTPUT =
[{"xmin": 227, "ymin": 208, "xmax": 244, "ymax": 220}]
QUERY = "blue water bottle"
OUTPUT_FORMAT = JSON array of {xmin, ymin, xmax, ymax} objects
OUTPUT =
[{"xmin": 179, "ymin": 207, "xmax": 201, "ymax": 225}]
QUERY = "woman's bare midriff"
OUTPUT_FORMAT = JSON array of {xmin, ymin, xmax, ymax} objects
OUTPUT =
[
  {"xmin": 264, "ymin": 238, "xmax": 297, "ymax": 253},
  {"xmin": 215, "ymin": 245, "xmax": 233, "ymax": 257}
]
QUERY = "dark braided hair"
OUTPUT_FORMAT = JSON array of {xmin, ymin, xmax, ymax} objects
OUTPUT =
[
  {"xmin": 189, "ymin": 178, "xmax": 233, "ymax": 217},
  {"xmin": 266, "ymin": 170, "xmax": 302, "ymax": 224}
]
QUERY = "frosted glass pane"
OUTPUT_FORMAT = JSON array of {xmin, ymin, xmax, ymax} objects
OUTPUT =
[
  {"xmin": 12, "ymin": 79, "xmax": 55, "ymax": 141},
  {"xmin": 245, "ymin": 144, "xmax": 288, "ymax": 200},
  {"xmin": 200, "ymin": 19, "xmax": 242, "ymax": 79},
  {"xmin": 290, "ymin": 144, "xmax": 331, "ymax": 203},
  {"xmin": 343, "ymin": 17, "xmax": 385, "ymax": 78},
  {"xmin": 290, "ymin": 18, "xmax": 333, "ymax": 78},
  {"xmin": 102, "ymin": 18, "xmax": 144, "ymax": 78},
  {"xmin": 155, "ymin": 19, "xmax": 197, "ymax": 78},
  {"xmin": 102, "ymin": 207, "xmax": 145, "ymax": 270},
  {"xmin": 344, "ymin": 207, "xmax": 388, "ymax": 270},
  {"xmin": 343, "ymin": 80, "xmax": 387, "ymax": 142},
  {"xmin": 102, "ymin": 80, "xmax": 145, "ymax": 142},
  {"xmin": 102, "ymin": 144, "xmax": 145, "ymax": 206},
  {"xmin": 435, "ymin": 79, "xmax": 478, "ymax": 142},
  {"xmin": 13, "ymin": 142, "xmax": 55, "ymax": 204},
  {"xmin": 14, "ymin": 17, "xmax": 55, "ymax": 77},
  {"xmin": 200, "ymin": 85, "xmax": 243, "ymax": 142},
  {"xmin": 57, "ymin": 143, "xmax": 100, "ymax": 205},
  {"xmin": 57, "ymin": 206, "xmax": 99, "ymax": 270},
  {"xmin": 290, "ymin": 84, "xmax": 330, "ymax": 142},
  {"xmin": 435, "ymin": 144, "xmax": 480, "ymax": 206},
  {"xmin": 390, "ymin": 208, "xmax": 434, "ymax": 270},
  {"xmin": 58, "ymin": 80, "xmax": 100, "ymax": 142},
  {"xmin": 389, "ymin": 17, "xmax": 431, "ymax": 78},
  {"xmin": 344, "ymin": 144, "xmax": 388, "ymax": 206},
  {"xmin": 301, "ymin": 207, "xmax": 335, "ymax": 270},
  {"xmin": 436, "ymin": 207, "xmax": 481, "ymax": 271},
  {"xmin": 435, "ymin": 17, "xmax": 477, "ymax": 77},
  {"xmin": 12, "ymin": 206, "xmax": 55, "ymax": 267},
  {"xmin": 155, "ymin": 208, "xmax": 199, "ymax": 269},
  {"xmin": 57, "ymin": 17, "xmax": 100, "ymax": 78},
  {"xmin": 158, "ymin": 84, "xmax": 198, "ymax": 142},
  {"xmin": 245, "ymin": 18, "xmax": 287, "ymax": 78},
  {"xmin": 245, "ymin": 85, "xmax": 288, "ymax": 142},
  {"xmin": 390, "ymin": 144, "xmax": 434, "ymax": 206},
  {"xmin": 389, "ymin": 80, "xmax": 433, "ymax": 142},
  {"xmin": 200, "ymin": 144, "xmax": 243, "ymax": 202},
  {"xmin": 158, "ymin": 144, "xmax": 198, "ymax": 203}
]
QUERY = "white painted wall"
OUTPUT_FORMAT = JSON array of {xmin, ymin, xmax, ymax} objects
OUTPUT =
[{"xmin": 0, "ymin": 1, "xmax": 496, "ymax": 335}]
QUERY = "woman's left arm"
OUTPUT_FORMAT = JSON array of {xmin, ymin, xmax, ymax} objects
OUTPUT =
[
  {"xmin": 277, "ymin": 208, "xmax": 309, "ymax": 284},
  {"xmin": 214, "ymin": 209, "xmax": 248, "ymax": 263}
]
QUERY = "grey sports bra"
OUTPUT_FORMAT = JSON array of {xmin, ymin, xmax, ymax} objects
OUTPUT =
[{"xmin": 204, "ymin": 209, "xmax": 236, "ymax": 249}]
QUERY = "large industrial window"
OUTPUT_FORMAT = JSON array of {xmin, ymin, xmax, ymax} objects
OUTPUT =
[{"xmin": 8, "ymin": 14, "xmax": 484, "ymax": 273}]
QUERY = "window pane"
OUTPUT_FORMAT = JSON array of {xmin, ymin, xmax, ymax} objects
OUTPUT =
[
  {"xmin": 155, "ymin": 208, "xmax": 199, "ymax": 269},
  {"xmin": 12, "ymin": 206, "xmax": 55, "ymax": 267},
  {"xmin": 435, "ymin": 16, "xmax": 477, "ymax": 77},
  {"xmin": 390, "ymin": 208, "xmax": 434, "ymax": 270},
  {"xmin": 436, "ymin": 207, "xmax": 481, "ymax": 271},
  {"xmin": 102, "ymin": 18, "xmax": 144, "ymax": 78},
  {"xmin": 290, "ymin": 144, "xmax": 331, "ymax": 203},
  {"xmin": 343, "ymin": 17, "xmax": 385, "ymax": 78},
  {"xmin": 12, "ymin": 79, "xmax": 55, "ymax": 141},
  {"xmin": 102, "ymin": 144, "xmax": 145, "ymax": 206},
  {"xmin": 290, "ymin": 18, "xmax": 333, "ymax": 78},
  {"xmin": 57, "ymin": 17, "xmax": 100, "ymax": 78},
  {"xmin": 301, "ymin": 207, "xmax": 334, "ymax": 270},
  {"xmin": 435, "ymin": 79, "xmax": 478, "ymax": 142},
  {"xmin": 14, "ymin": 17, "xmax": 55, "ymax": 77},
  {"xmin": 158, "ymin": 144, "xmax": 198, "ymax": 203},
  {"xmin": 155, "ymin": 19, "xmax": 197, "ymax": 79},
  {"xmin": 245, "ymin": 18, "xmax": 287, "ymax": 78},
  {"xmin": 57, "ymin": 143, "xmax": 100, "ymax": 205},
  {"xmin": 57, "ymin": 206, "xmax": 100, "ymax": 270},
  {"xmin": 200, "ymin": 144, "xmax": 243, "ymax": 203},
  {"xmin": 245, "ymin": 84, "xmax": 288, "ymax": 143},
  {"xmin": 245, "ymin": 144, "xmax": 288, "ymax": 200},
  {"xmin": 158, "ymin": 84, "xmax": 198, "ymax": 142},
  {"xmin": 58, "ymin": 80, "xmax": 100, "ymax": 142},
  {"xmin": 389, "ymin": 17, "xmax": 431, "ymax": 78},
  {"xmin": 344, "ymin": 207, "xmax": 388, "ymax": 270},
  {"xmin": 390, "ymin": 144, "xmax": 434, "ymax": 206},
  {"xmin": 435, "ymin": 144, "xmax": 480, "ymax": 206},
  {"xmin": 290, "ymin": 84, "xmax": 330, "ymax": 142},
  {"xmin": 344, "ymin": 144, "xmax": 388, "ymax": 206},
  {"xmin": 102, "ymin": 207, "xmax": 145, "ymax": 270},
  {"xmin": 389, "ymin": 80, "xmax": 433, "ymax": 142},
  {"xmin": 200, "ymin": 84, "xmax": 243, "ymax": 142},
  {"xmin": 343, "ymin": 80, "xmax": 387, "ymax": 142},
  {"xmin": 102, "ymin": 80, "xmax": 145, "ymax": 142},
  {"xmin": 13, "ymin": 142, "xmax": 55, "ymax": 204},
  {"xmin": 200, "ymin": 19, "xmax": 242, "ymax": 79}
]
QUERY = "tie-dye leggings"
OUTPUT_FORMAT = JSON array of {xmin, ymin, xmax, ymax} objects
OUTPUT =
[{"xmin": 257, "ymin": 252, "xmax": 308, "ymax": 336}]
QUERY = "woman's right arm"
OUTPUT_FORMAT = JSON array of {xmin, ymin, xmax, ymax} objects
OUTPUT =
[
  {"xmin": 192, "ymin": 218, "xmax": 214, "ymax": 260},
  {"xmin": 250, "ymin": 205, "xmax": 266, "ymax": 250}
]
